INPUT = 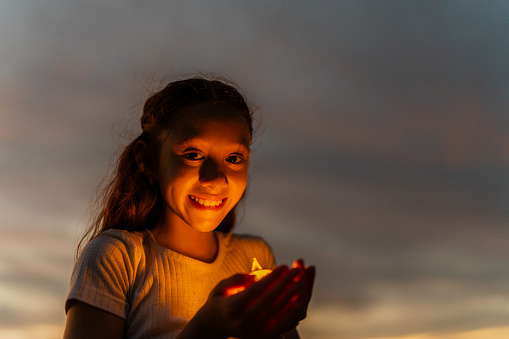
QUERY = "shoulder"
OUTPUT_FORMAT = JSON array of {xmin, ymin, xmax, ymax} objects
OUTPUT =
[
  {"xmin": 66, "ymin": 229, "xmax": 148, "ymax": 318},
  {"xmin": 76, "ymin": 229, "xmax": 149, "ymax": 272},
  {"xmin": 82, "ymin": 229, "xmax": 144, "ymax": 256}
]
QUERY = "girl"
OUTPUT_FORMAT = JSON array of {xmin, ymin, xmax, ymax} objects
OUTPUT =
[{"xmin": 64, "ymin": 77, "xmax": 315, "ymax": 339}]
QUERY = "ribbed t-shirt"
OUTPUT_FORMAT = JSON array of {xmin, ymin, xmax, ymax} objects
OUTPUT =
[{"xmin": 66, "ymin": 229, "xmax": 275, "ymax": 339}]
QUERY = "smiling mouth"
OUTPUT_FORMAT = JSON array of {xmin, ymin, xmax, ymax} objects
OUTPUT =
[{"xmin": 189, "ymin": 195, "xmax": 226, "ymax": 208}]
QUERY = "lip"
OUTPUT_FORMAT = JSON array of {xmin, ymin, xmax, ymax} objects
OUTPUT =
[{"xmin": 188, "ymin": 195, "xmax": 227, "ymax": 211}]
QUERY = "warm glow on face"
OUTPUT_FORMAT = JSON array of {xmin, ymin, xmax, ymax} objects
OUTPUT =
[
  {"xmin": 224, "ymin": 258, "xmax": 273, "ymax": 296},
  {"xmin": 155, "ymin": 103, "xmax": 251, "ymax": 233}
]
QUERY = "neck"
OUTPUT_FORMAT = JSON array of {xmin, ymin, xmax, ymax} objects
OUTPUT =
[{"xmin": 150, "ymin": 214, "xmax": 218, "ymax": 263}]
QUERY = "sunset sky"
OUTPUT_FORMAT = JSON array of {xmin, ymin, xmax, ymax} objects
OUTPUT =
[{"xmin": 1, "ymin": 1, "xmax": 509, "ymax": 338}]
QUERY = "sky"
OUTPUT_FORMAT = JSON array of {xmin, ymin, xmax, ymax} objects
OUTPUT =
[{"xmin": 1, "ymin": 1, "xmax": 508, "ymax": 338}]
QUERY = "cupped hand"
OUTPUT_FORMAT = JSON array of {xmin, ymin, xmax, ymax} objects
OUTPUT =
[
  {"xmin": 262, "ymin": 259, "xmax": 315, "ymax": 336},
  {"xmin": 194, "ymin": 261, "xmax": 315, "ymax": 339}
]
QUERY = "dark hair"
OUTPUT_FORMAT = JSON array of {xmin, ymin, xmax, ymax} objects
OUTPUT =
[{"xmin": 77, "ymin": 77, "xmax": 255, "ymax": 257}]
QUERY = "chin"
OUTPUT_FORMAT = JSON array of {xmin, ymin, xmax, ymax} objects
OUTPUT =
[{"xmin": 189, "ymin": 220, "xmax": 222, "ymax": 233}]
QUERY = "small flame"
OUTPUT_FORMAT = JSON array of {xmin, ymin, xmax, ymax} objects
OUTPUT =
[
  {"xmin": 224, "ymin": 258, "xmax": 272, "ymax": 297},
  {"xmin": 251, "ymin": 257, "xmax": 263, "ymax": 272},
  {"xmin": 249, "ymin": 257, "xmax": 272, "ymax": 282}
]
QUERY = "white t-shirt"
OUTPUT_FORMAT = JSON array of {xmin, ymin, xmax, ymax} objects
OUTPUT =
[{"xmin": 66, "ymin": 229, "xmax": 275, "ymax": 339}]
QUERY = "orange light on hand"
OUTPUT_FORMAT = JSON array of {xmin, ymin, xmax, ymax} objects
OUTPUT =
[{"xmin": 224, "ymin": 258, "xmax": 272, "ymax": 297}]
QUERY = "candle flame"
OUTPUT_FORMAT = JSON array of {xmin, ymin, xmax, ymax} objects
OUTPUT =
[
  {"xmin": 251, "ymin": 257, "xmax": 263, "ymax": 271},
  {"xmin": 249, "ymin": 257, "xmax": 272, "ymax": 281},
  {"xmin": 224, "ymin": 258, "xmax": 272, "ymax": 297}
]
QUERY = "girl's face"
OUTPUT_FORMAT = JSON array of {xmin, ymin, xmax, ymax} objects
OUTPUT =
[{"xmin": 155, "ymin": 102, "xmax": 251, "ymax": 233}]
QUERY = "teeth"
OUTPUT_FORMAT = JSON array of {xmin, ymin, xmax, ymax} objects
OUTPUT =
[{"xmin": 190, "ymin": 195, "xmax": 224, "ymax": 207}]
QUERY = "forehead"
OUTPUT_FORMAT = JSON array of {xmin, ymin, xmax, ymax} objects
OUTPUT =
[{"xmin": 167, "ymin": 102, "xmax": 251, "ymax": 147}]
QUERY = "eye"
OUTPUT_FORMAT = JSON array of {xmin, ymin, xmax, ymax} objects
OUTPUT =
[
  {"xmin": 184, "ymin": 152, "xmax": 204, "ymax": 161},
  {"xmin": 226, "ymin": 155, "xmax": 245, "ymax": 164}
]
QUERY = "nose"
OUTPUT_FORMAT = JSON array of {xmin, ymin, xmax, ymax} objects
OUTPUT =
[{"xmin": 199, "ymin": 158, "xmax": 228, "ymax": 188}]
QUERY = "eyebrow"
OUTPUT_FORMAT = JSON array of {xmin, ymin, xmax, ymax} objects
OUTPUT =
[{"xmin": 176, "ymin": 135, "xmax": 251, "ymax": 150}]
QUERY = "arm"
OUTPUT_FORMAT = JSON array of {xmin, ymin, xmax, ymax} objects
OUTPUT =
[{"xmin": 63, "ymin": 301, "xmax": 125, "ymax": 339}]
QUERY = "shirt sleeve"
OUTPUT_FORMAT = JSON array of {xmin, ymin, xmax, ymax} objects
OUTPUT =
[{"xmin": 65, "ymin": 234, "xmax": 133, "ymax": 319}]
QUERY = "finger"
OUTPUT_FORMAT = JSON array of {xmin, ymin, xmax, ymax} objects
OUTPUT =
[
  {"xmin": 261, "ymin": 299, "xmax": 302, "ymax": 337},
  {"xmin": 261, "ymin": 265, "xmax": 316, "ymax": 336},
  {"xmin": 257, "ymin": 278, "xmax": 303, "ymax": 324},
  {"xmin": 292, "ymin": 259, "xmax": 304, "ymax": 269},
  {"xmin": 294, "ymin": 266, "xmax": 315, "ymax": 301},
  {"xmin": 244, "ymin": 268, "xmax": 301, "ymax": 320},
  {"xmin": 263, "ymin": 307, "xmax": 301, "ymax": 337},
  {"xmin": 288, "ymin": 261, "xmax": 312, "ymax": 303},
  {"xmin": 241, "ymin": 265, "xmax": 288, "ymax": 300},
  {"xmin": 226, "ymin": 265, "xmax": 288, "ymax": 315},
  {"xmin": 291, "ymin": 266, "xmax": 316, "ymax": 319},
  {"xmin": 292, "ymin": 259, "xmax": 305, "ymax": 282},
  {"xmin": 302, "ymin": 266, "xmax": 316, "ymax": 302}
]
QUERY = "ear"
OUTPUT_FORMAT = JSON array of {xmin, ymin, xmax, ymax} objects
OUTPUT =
[{"xmin": 134, "ymin": 140, "xmax": 156, "ymax": 180}]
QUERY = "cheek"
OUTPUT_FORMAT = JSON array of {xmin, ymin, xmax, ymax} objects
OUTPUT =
[
  {"xmin": 230, "ymin": 169, "xmax": 248, "ymax": 191},
  {"xmin": 159, "ymin": 156, "xmax": 191, "ymax": 181},
  {"xmin": 158, "ymin": 160, "xmax": 198, "ymax": 198},
  {"xmin": 228, "ymin": 174, "xmax": 248, "ymax": 204}
]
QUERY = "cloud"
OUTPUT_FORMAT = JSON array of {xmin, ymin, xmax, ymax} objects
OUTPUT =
[
  {"xmin": 0, "ymin": 324, "xmax": 64, "ymax": 339},
  {"xmin": 300, "ymin": 303, "xmax": 509, "ymax": 339},
  {"xmin": 0, "ymin": 224, "xmax": 73, "ymax": 328}
]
